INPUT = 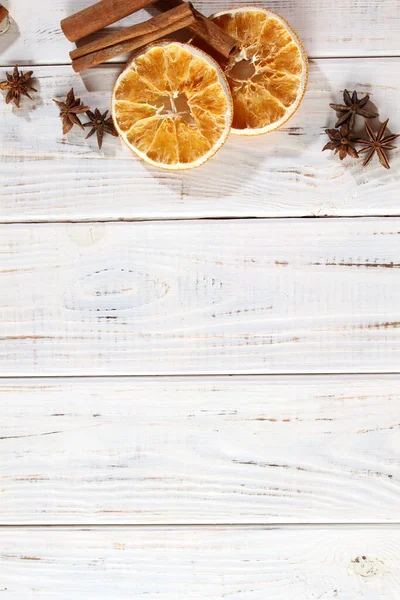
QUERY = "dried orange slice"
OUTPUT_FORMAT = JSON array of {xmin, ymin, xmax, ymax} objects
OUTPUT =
[
  {"xmin": 210, "ymin": 7, "xmax": 308, "ymax": 135},
  {"xmin": 112, "ymin": 40, "xmax": 233, "ymax": 170}
]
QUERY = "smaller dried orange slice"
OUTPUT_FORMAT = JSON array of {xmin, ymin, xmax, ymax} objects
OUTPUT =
[
  {"xmin": 112, "ymin": 40, "xmax": 233, "ymax": 170},
  {"xmin": 211, "ymin": 7, "xmax": 308, "ymax": 135}
]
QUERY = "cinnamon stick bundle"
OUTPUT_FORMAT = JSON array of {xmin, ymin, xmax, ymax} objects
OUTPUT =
[
  {"xmin": 72, "ymin": 3, "xmax": 196, "ymax": 72},
  {"xmin": 62, "ymin": 0, "xmax": 237, "ymax": 60},
  {"xmin": 61, "ymin": 0, "xmax": 158, "ymax": 42}
]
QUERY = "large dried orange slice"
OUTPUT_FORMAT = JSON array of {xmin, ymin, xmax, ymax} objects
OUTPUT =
[
  {"xmin": 112, "ymin": 40, "xmax": 233, "ymax": 170},
  {"xmin": 210, "ymin": 7, "xmax": 308, "ymax": 135}
]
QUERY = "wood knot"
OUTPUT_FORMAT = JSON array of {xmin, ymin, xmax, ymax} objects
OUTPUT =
[{"xmin": 352, "ymin": 555, "xmax": 383, "ymax": 578}]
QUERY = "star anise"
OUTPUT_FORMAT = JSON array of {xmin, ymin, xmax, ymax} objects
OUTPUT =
[
  {"xmin": 83, "ymin": 108, "xmax": 118, "ymax": 149},
  {"xmin": 357, "ymin": 119, "xmax": 399, "ymax": 169},
  {"xmin": 53, "ymin": 88, "xmax": 89, "ymax": 135},
  {"xmin": 330, "ymin": 90, "xmax": 378, "ymax": 130},
  {"xmin": 322, "ymin": 123, "xmax": 359, "ymax": 160},
  {"xmin": 0, "ymin": 65, "xmax": 37, "ymax": 108}
]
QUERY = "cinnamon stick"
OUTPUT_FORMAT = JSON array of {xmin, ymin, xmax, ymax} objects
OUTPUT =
[
  {"xmin": 71, "ymin": 2, "xmax": 192, "ymax": 60},
  {"xmin": 0, "ymin": 5, "xmax": 9, "ymax": 23},
  {"xmin": 71, "ymin": 3, "xmax": 196, "ymax": 72},
  {"xmin": 61, "ymin": 0, "xmax": 158, "ymax": 43},
  {"xmin": 155, "ymin": 0, "xmax": 237, "ymax": 58}
]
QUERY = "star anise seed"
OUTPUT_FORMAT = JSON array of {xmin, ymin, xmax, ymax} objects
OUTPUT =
[
  {"xmin": 322, "ymin": 123, "xmax": 359, "ymax": 160},
  {"xmin": 330, "ymin": 89, "xmax": 378, "ymax": 130},
  {"xmin": 53, "ymin": 88, "xmax": 90, "ymax": 135},
  {"xmin": 357, "ymin": 119, "xmax": 399, "ymax": 169},
  {"xmin": 0, "ymin": 65, "xmax": 37, "ymax": 108},
  {"xmin": 83, "ymin": 108, "xmax": 118, "ymax": 149}
]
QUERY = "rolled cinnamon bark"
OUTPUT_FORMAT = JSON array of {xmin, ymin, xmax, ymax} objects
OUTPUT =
[
  {"xmin": 155, "ymin": 0, "xmax": 237, "ymax": 58},
  {"xmin": 61, "ymin": 0, "xmax": 158, "ymax": 42}
]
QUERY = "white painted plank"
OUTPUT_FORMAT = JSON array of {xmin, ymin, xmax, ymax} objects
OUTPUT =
[
  {"xmin": 1, "ymin": 0, "xmax": 399, "ymax": 65},
  {"xmin": 1, "ymin": 525, "xmax": 400, "ymax": 598},
  {"xmin": 1, "ymin": 60, "xmax": 400, "ymax": 221},
  {"xmin": 1, "ymin": 376, "xmax": 400, "ymax": 524},
  {"xmin": 1, "ymin": 219, "xmax": 400, "ymax": 376}
]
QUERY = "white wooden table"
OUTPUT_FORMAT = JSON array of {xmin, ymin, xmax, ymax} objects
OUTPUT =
[{"xmin": 1, "ymin": 0, "xmax": 400, "ymax": 597}]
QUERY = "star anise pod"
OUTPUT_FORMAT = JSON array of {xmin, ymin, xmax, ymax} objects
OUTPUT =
[
  {"xmin": 322, "ymin": 123, "xmax": 359, "ymax": 160},
  {"xmin": 0, "ymin": 65, "xmax": 37, "ymax": 108},
  {"xmin": 53, "ymin": 88, "xmax": 89, "ymax": 135},
  {"xmin": 357, "ymin": 119, "xmax": 399, "ymax": 169},
  {"xmin": 83, "ymin": 108, "xmax": 118, "ymax": 149},
  {"xmin": 330, "ymin": 90, "xmax": 378, "ymax": 130}
]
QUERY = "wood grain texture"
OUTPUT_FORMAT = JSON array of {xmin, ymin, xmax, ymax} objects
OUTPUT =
[
  {"xmin": 1, "ymin": 60, "xmax": 400, "ymax": 221},
  {"xmin": 2, "ymin": 376, "xmax": 400, "ymax": 524},
  {"xmin": 1, "ymin": 525, "xmax": 400, "ymax": 598},
  {"xmin": 1, "ymin": 218, "xmax": 400, "ymax": 376},
  {"xmin": 1, "ymin": 0, "xmax": 400, "ymax": 65},
  {"xmin": 1, "ymin": 0, "xmax": 399, "ymax": 594},
  {"xmin": 0, "ymin": 59, "xmax": 400, "ymax": 222}
]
